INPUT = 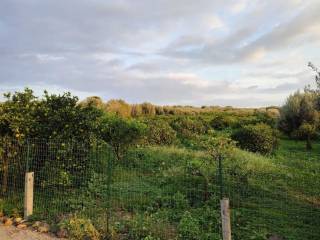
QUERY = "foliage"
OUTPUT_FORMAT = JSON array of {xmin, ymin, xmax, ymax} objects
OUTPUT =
[
  {"xmin": 170, "ymin": 117, "xmax": 208, "ymax": 139},
  {"xmin": 131, "ymin": 104, "xmax": 143, "ymax": 117},
  {"xmin": 231, "ymin": 123, "xmax": 279, "ymax": 155},
  {"xmin": 201, "ymin": 134, "xmax": 236, "ymax": 160},
  {"xmin": 177, "ymin": 211, "xmax": 200, "ymax": 240},
  {"xmin": 80, "ymin": 96, "xmax": 104, "ymax": 109},
  {"xmin": 126, "ymin": 212, "xmax": 176, "ymax": 240},
  {"xmin": 155, "ymin": 106, "xmax": 164, "ymax": 115},
  {"xmin": 35, "ymin": 91, "xmax": 102, "ymax": 141},
  {"xmin": 292, "ymin": 122, "xmax": 317, "ymax": 150},
  {"xmin": 0, "ymin": 88, "xmax": 38, "ymax": 139},
  {"xmin": 105, "ymin": 99, "xmax": 132, "ymax": 118},
  {"xmin": 144, "ymin": 119, "xmax": 177, "ymax": 145},
  {"xmin": 58, "ymin": 215, "xmax": 100, "ymax": 240},
  {"xmin": 0, "ymin": 89, "xmax": 103, "ymax": 192},
  {"xmin": 210, "ymin": 115, "xmax": 237, "ymax": 130},
  {"xmin": 279, "ymin": 90, "xmax": 319, "ymax": 149},
  {"xmin": 141, "ymin": 102, "xmax": 156, "ymax": 116},
  {"xmin": 1, "ymin": 87, "xmax": 320, "ymax": 240},
  {"xmin": 99, "ymin": 114, "xmax": 147, "ymax": 161}
]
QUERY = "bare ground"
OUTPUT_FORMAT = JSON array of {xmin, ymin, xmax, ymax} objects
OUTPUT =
[{"xmin": 0, "ymin": 225, "xmax": 59, "ymax": 240}]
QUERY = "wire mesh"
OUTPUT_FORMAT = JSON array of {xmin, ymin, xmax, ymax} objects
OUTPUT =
[{"xmin": 0, "ymin": 138, "xmax": 319, "ymax": 239}]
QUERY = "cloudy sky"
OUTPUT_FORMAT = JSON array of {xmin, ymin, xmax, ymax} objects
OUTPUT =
[{"xmin": 0, "ymin": 0, "xmax": 319, "ymax": 107}]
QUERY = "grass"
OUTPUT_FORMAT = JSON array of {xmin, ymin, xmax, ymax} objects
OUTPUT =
[{"xmin": 0, "ymin": 138, "xmax": 319, "ymax": 239}]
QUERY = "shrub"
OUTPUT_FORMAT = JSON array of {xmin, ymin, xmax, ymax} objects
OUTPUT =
[
  {"xmin": 210, "ymin": 115, "xmax": 237, "ymax": 130},
  {"xmin": 99, "ymin": 114, "xmax": 147, "ymax": 161},
  {"xmin": 231, "ymin": 123, "xmax": 279, "ymax": 155},
  {"xmin": 127, "ymin": 213, "xmax": 176, "ymax": 240},
  {"xmin": 131, "ymin": 104, "xmax": 143, "ymax": 117},
  {"xmin": 155, "ymin": 106, "xmax": 164, "ymax": 115},
  {"xmin": 171, "ymin": 117, "xmax": 207, "ymax": 139},
  {"xmin": 80, "ymin": 96, "xmax": 104, "ymax": 109},
  {"xmin": 145, "ymin": 120, "xmax": 177, "ymax": 145},
  {"xmin": 141, "ymin": 102, "xmax": 156, "ymax": 116},
  {"xmin": 105, "ymin": 99, "xmax": 131, "ymax": 118},
  {"xmin": 58, "ymin": 215, "xmax": 100, "ymax": 240},
  {"xmin": 292, "ymin": 122, "xmax": 317, "ymax": 150},
  {"xmin": 178, "ymin": 211, "xmax": 200, "ymax": 240}
]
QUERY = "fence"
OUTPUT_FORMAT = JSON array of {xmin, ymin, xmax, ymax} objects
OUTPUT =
[{"xmin": 0, "ymin": 138, "xmax": 319, "ymax": 239}]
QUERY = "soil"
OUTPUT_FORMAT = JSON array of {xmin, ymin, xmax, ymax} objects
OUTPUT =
[{"xmin": 0, "ymin": 225, "xmax": 59, "ymax": 240}]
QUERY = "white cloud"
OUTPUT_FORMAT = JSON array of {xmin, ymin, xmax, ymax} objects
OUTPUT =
[
  {"xmin": 0, "ymin": 0, "xmax": 319, "ymax": 107},
  {"xmin": 204, "ymin": 15, "xmax": 225, "ymax": 30},
  {"xmin": 230, "ymin": 0, "xmax": 248, "ymax": 14}
]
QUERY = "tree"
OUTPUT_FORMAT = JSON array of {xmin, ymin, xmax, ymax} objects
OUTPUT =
[
  {"xmin": 0, "ymin": 89, "xmax": 104, "ymax": 191},
  {"xmin": 34, "ymin": 91, "xmax": 102, "ymax": 141},
  {"xmin": 308, "ymin": 62, "xmax": 320, "ymax": 110},
  {"xmin": 308, "ymin": 62, "xmax": 320, "ymax": 90},
  {"xmin": 279, "ymin": 91, "xmax": 319, "ymax": 149},
  {"xmin": 0, "ymin": 88, "xmax": 39, "ymax": 193},
  {"xmin": 293, "ymin": 122, "xmax": 317, "ymax": 150},
  {"xmin": 0, "ymin": 88, "xmax": 38, "ymax": 140},
  {"xmin": 193, "ymin": 135, "xmax": 235, "ymax": 201},
  {"xmin": 99, "ymin": 114, "xmax": 146, "ymax": 162}
]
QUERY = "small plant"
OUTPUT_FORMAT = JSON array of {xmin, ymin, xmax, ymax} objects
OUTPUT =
[
  {"xmin": 178, "ymin": 211, "xmax": 200, "ymax": 240},
  {"xmin": 58, "ymin": 215, "xmax": 100, "ymax": 240},
  {"xmin": 127, "ymin": 213, "xmax": 176, "ymax": 240}
]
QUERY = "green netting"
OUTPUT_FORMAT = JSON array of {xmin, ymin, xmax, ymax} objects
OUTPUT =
[{"xmin": 0, "ymin": 138, "xmax": 319, "ymax": 240}]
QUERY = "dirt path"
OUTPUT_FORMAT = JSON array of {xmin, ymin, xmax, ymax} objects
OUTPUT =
[{"xmin": 0, "ymin": 225, "xmax": 59, "ymax": 240}]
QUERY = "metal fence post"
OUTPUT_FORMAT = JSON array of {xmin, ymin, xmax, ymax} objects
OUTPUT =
[{"xmin": 220, "ymin": 198, "xmax": 231, "ymax": 240}]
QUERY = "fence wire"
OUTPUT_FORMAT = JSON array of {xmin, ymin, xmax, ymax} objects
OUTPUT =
[{"xmin": 0, "ymin": 138, "xmax": 319, "ymax": 240}]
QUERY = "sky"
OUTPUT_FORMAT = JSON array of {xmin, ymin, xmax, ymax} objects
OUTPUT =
[{"xmin": 0, "ymin": 0, "xmax": 319, "ymax": 107}]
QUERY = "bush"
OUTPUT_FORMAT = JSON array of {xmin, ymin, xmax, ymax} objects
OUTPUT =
[
  {"xmin": 292, "ymin": 122, "xmax": 317, "ymax": 150},
  {"xmin": 231, "ymin": 123, "xmax": 279, "ymax": 155},
  {"xmin": 141, "ymin": 102, "xmax": 156, "ymax": 116},
  {"xmin": 171, "ymin": 117, "xmax": 207, "ymax": 139},
  {"xmin": 210, "ymin": 115, "xmax": 237, "ymax": 130},
  {"xmin": 99, "ymin": 114, "xmax": 147, "ymax": 161},
  {"xmin": 145, "ymin": 120, "xmax": 177, "ymax": 145},
  {"xmin": 177, "ymin": 211, "xmax": 200, "ymax": 240},
  {"xmin": 105, "ymin": 99, "xmax": 131, "ymax": 118},
  {"xmin": 58, "ymin": 215, "xmax": 100, "ymax": 240},
  {"xmin": 127, "ymin": 213, "xmax": 176, "ymax": 240}
]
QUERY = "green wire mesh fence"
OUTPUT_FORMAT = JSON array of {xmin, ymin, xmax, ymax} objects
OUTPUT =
[{"xmin": 0, "ymin": 138, "xmax": 319, "ymax": 239}]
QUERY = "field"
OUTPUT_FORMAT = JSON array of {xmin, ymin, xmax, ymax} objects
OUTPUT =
[
  {"xmin": 0, "ymin": 90, "xmax": 319, "ymax": 239},
  {"xmin": 1, "ymin": 137, "xmax": 319, "ymax": 240}
]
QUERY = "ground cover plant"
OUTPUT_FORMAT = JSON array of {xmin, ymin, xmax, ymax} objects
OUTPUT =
[{"xmin": 0, "ymin": 87, "xmax": 319, "ymax": 239}]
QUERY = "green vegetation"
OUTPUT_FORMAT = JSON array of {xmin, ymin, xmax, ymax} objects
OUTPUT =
[
  {"xmin": 0, "ymin": 73, "xmax": 319, "ymax": 240},
  {"xmin": 231, "ymin": 123, "xmax": 279, "ymax": 155}
]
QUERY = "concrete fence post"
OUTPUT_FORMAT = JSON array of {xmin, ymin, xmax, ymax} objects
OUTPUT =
[
  {"xmin": 220, "ymin": 198, "xmax": 231, "ymax": 240},
  {"xmin": 24, "ymin": 172, "xmax": 34, "ymax": 219}
]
